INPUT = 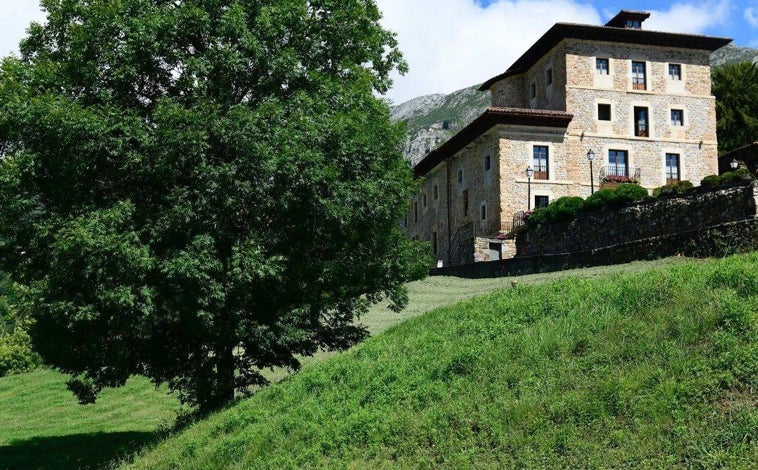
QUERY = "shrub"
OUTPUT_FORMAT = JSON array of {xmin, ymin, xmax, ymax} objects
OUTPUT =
[
  {"xmin": 581, "ymin": 184, "xmax": 647, "ymax": 212},
  {"xmin": 0, "ymin": 275, "xmax": 40, "ymax": 377},
  {"xmin": 526, "ymin": 197, "xmax": 584, "ymax": 227},
  {"xmin": 701, "ymin": 174, "xmax": 721, "ymax": 188},
  {"xmin": 654, "ymin": 180, "xmax": 694, "ymax": 197}
]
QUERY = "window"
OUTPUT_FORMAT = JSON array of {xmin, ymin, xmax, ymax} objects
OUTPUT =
[
  {"xmin": 403, "ymin": 214, "xmax": 407, "ymax": 228},
  {"xmin": 432, "ymin": 232, "xmax": 437, "ymax": 254},
  {"xmin": 533, "ymin": 146, "xmax": 549, "ymax": 180},
  {"xmin": 530, "ymin": 82, "xmax": 536, "ymax": 99},
  {"xmin": 545, "ymin": 68, "xmax": 553, "ymax": 85},
  {"xmin": 634, "ymin": 106, "xmax": 649, "ymax": 137},
  {"xmin": 480, "ymin": 203, "xmax": 486, "ymax": 221},
  {"xmin": 484, "ymin": 154, "xmax": 491, "ymax": 171},
  {"xmin": 632, "ymin": 61, "xmax": 646, "ymax": 90},
  {"xmin": 668, "ymin": 64, "xmax": 681, "ymax": 80},
  {"xmin": 626, "ymin": 19, "xmax": 641, "ymax": 29},
  {"xmin": 457, "ymin": 169, "xmax": 463, "ymax": 185},
  {"xmin": 535, "ymin": 195, "xmax": 549, "ymax": 208},
  {"xmin": 671, "ymin": 109, "xmax": 684, "ymax": 126},
  {"xmin": 596, "ymin": 58, "xmax": 609, "ymax": 75},
  {"xmin": 598, "ymin": 103, "xmax": 611, "ymax": 121},
  {"xmin": 414, "ymin": 201, "xmax": 418, "ymax": 222},
  {"xmin": 665, "ymin": 153, "xmax": 680, "ymax": 185},
  {"xmin": 422, "ymin": 193, "xmax": 427, "ymax": 207},
  {"xmin": 433, "ymin": 184, "xmax": 439, "ymax": 200},
  {"xmin": 462, "ymin": 190, "xmax": 469, "ymax": 216},
  {"xmin": 608, "ymin": 149, "xmax": 629, "ymax": 177}
]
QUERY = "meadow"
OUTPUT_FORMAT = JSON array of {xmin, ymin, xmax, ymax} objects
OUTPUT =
[{"xmin": 1, "ymin": 255, "xmax": 755, "ymax": 468}]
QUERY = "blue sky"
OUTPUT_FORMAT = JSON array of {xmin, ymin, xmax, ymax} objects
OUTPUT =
[{"xmin": 1, "ymin": 1, "xmax": 756, "ymax": 103}]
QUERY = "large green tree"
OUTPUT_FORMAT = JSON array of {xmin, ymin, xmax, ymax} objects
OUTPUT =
[
  {"xmin": 0, "ymin": 0, "xmax": 421, "ymax": 411},
  {"xmin": 712, "ymin": 61, "xmax": 758, "ymax": 154}
]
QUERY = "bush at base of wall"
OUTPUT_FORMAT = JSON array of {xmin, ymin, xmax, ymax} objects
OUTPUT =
[{"xmin": 526, "ymin": 184, "xmax": 649, "ymax": 228}]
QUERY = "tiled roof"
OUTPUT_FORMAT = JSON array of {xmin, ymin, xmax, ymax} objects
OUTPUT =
[
  {"xmin": 413, "ymin": 107, "xmax": 573, "ymax": 178},
  {"xmin": 479, "ymin": 23, "xmax": 732, "ymax": 91}
]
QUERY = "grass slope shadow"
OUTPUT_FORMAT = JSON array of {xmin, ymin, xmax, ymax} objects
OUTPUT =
[{"xmin": 0, "ymin": 431, "xmax": 160, "ymax": 470}]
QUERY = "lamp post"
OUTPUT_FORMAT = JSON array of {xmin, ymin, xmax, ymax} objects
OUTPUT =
[
  {"xmin": 525, "ymin": 166, "xmax": 534, "ymax": 210},
  {"xmin": 730, "ymin": 159, "xmax": 739, "ymax": 171},
  {"xmin": 586, "ymin": 149, "xmax": 595, "ymax": 194}
]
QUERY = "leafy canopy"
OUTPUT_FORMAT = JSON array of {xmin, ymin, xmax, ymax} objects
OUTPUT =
[
  {"xmin": 0, "ymin": 0, "xmax": 421, "ymax": 411},
  {"xmin": 712, "ymin": 61, "xmax": 758, "ymax": 154}
]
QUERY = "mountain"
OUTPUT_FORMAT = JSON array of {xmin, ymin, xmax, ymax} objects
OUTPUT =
[{"xmin": 393, "ymin": 45, "xmax": 758, "ymax": 165}]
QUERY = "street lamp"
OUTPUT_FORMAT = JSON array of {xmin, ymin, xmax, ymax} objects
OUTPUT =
[
  {"xmin": 730, "ymin": 159, "xmax": 739, "ymax": 170},
  {"xmin": 525, "ymin": 166, "xmax": 534, "ymax": 210},
  {"xmin": 586, "ymin": 149, "xmax": 595, "ymax": 194}
]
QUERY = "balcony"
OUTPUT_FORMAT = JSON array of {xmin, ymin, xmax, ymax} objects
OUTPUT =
[{"xmin": 600, "ymin": 166, "xmax": 641, "ymax": 186}]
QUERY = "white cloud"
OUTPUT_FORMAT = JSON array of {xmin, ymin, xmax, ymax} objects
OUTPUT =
[
  {"xmin": 377, "ymin": 0, "xmax": 739, "ymax": 104},
  {"xmin": 376, "ymin": 0, "xmax": 600, "ymax": 104},
  {"xmin": 745, "ymin": 7, "xmax": 758, "ymax": 28},
  {"xmin": 0, "ymin": 0, "xmax": 47, "ymax": 58},
  {"xmin": 644, "ymin": 0, "xmax": 732, "ymax": 35}
]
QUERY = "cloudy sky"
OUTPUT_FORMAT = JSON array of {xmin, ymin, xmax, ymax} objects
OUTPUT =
[{"xmin": 1, "ymin": 0, "xmax": 756, "ymax": 104}]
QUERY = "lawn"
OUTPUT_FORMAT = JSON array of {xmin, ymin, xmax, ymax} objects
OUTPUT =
[{"xmin": 0, "ymin": 256, "xmax": 715, "ymax": 469}]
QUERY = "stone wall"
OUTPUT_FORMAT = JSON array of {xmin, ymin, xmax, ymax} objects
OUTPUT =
[
  {"xmin": 431, "ymin": 181, "xmax": 758, "ymax": 278},
  {"xmin": 516, "ymin": 181, "xmax": 758, "ymax": 256}
]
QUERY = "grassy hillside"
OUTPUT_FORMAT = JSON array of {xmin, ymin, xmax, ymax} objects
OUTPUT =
[
  {"xmin": 125, "ymin": 253, "xmax": 757, "ymax": 469},
  {"xmin": 0, "ymin": 259, "xmax": 685, "ymax": 469},
  {"xmin": 0, "ymin": 370, "xmax": 182, "ymax": 469}
]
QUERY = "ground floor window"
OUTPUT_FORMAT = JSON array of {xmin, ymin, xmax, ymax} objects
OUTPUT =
[
  {"xmin": 534, "ymin": 195, "xmax": 549, "ymax": 208},
  {"xmin": 665, "ymin": 153, "xmax": 680, "ymax": 185}
]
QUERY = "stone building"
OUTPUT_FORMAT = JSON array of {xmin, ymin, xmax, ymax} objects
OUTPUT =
[{"xmin": 405, "ymin": 10, "xmax": 731, "ymax": 266}]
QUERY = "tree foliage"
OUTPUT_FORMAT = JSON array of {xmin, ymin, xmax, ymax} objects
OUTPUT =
[
  {"xmin": 712, "ymin": 61, "xmax": 758, "ymax": 154},
  {"xmin": 0, "ymin": 0, "xmax": 420, "ymax": 411}
]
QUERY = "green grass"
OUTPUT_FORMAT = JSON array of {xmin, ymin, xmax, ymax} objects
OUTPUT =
[
  {"xmin": 122, "ymin": 253, "xmax": 757, "ymax": 469},
  {"xmin": 0, "ymin": 256, "xmax": 747, "ymax": 469},
  {"xmin": 0, "ymin": 370, "xmax": 182, "ymax": 469}
]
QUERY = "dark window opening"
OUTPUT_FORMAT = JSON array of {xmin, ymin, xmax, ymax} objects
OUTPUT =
[
  {"xmin": 480, "ymin": 203, "xmax": 486, "ymax": 221},
  {"xmin": 634, "ymin": 106, "xmax": 649, "ymax": 137},
  {"xmin": 546, "ymin": 68, "xmax": 553, "ymax": 85},
  {"xmin": 463, "ymin": 190, "xmax": 469, "ymax": 216},
  {"xmin": 457, "ymin": 169, "xmax": 463, "ymax": 184},
  {"xmin": 484, "ymin": 154, "xmax": 491, "ymax": 171},
  {"xmin": 414, "ymin": 201, "xmax": 418, "ymax": 222},
  {"xmin": 433, "ymin": 184, "xmax": 439, "ymax": 200},
  {"xmin": 432, "ymin": 232, "xmax": 438, "ymax": 254},
  {"xmin": 535, "ymin": 195, "xmax": 549, "ymax": 208},
  {"xmin": 530, "ymin": 82, "xmax": 536, "ymax": 99},
  {"xmin": 598, "ymin": 103, "xmax": 611, "ymax": 121}
]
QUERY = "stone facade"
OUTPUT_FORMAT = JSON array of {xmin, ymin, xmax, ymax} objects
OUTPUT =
[{"xmin": 406, "ymin": 11, "xmax": 731, "ymax": 266}]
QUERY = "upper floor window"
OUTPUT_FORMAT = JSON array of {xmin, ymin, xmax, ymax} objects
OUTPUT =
[
  {"xmin": 533, "ymin": 146, "xmax": 549, "ymax": 180},
  {"xmin": 671, "ymin": 109, "xmax": 684, "ymax": 126},
  {"xmin": 530, "ymin": 82, "xmax": 536, "ymax": 99},
  {"xmin": 484, "ymin": 154, "xmax": 491, "ymax": 171},
  {"xmin": 634, "ymin": 107, "xmax": 649, "ymax": 137},
  {"xmin": 665, "ymin": 153, "xmax": 680, "ymax": 185},
  {"xmin": 545, "ymin": 68, "xmax": 553, "ymax": 86},
  {"xmin": 632, "ymin": 61, "xmax": 646, "ymax": 90},
  {"xmin": 608, "ymin": 149, "xmax": 629, "ymax": 177},
  {"xmin": 596, "ymin": 58, "xmax": 609, "ymax": 75},
  {"xmin": 668, "ymin": 64, "xmax": 682, "ymax": 80},
  {"xmin": 462, "ymin": 190, "xmax": 469, "ymax": 216},
  {"xmin": 422, "ymin": 193, "xmax": 427, "ymax": 208},
  {"xmin": 414, "ymin": 201, "xmax": 418, "ymax": 222},
  {"xmin": 626, "ymin": 19, "xmax": 641, "ymax": 29},
  {"xmin": 598, "ymin": 103, "xmax": 612, "ymax": 121},
  {"xmin": 480, "ymin": 203, "xmax": 487, "ymax": 221},
  {"xmin": 457, "ymin": 169, "xmax": 463, "ymax": 185},
  {"xmin": 433, "ymin": 184, "xmax": 439, "ymax": 200}
]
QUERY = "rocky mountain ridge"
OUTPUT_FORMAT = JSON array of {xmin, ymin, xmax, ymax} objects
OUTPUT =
[{"xmin": 392, "ymin": 44, "xmax": 758, "ymax": 166}]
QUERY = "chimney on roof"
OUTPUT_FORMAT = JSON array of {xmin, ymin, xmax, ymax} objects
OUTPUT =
[{"xmin": 605, "ymin": 10, "xmax": 651, "ymax": 29}]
